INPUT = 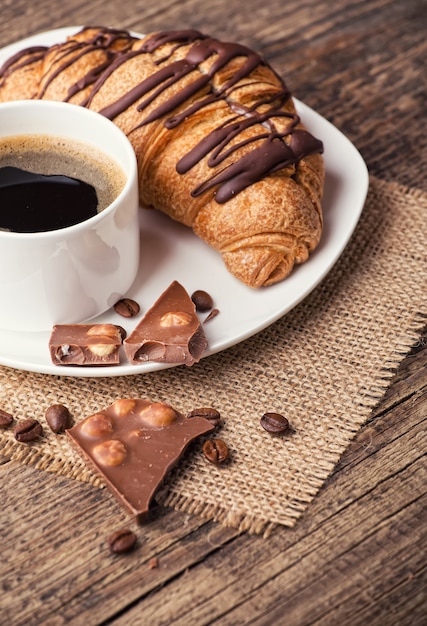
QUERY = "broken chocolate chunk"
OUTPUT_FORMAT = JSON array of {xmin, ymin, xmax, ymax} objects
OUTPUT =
[
  {"xmin": 124, "ymin": 281, "xmax": 208, "ymax": 366},
  {"xmin": 66, "ymin": 398, "xmax": 215, "ymax": 521},
  {"xmin": 49, "ymin": 323, "xmax": 123, "ymax": 366}
]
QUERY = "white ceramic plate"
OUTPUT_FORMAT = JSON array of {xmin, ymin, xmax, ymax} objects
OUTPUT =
[{"xmin": 0, "ymin": 27, "xmax": 369, "ymax": 377}]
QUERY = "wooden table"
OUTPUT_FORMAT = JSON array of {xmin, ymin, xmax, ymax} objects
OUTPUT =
[{"xmin": 1, "ymin": 1, "xmax": 426, "ymax": 624}]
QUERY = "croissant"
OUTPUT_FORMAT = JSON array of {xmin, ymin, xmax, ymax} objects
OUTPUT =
[{"xmin": 0, "ymin": 26, "xmax": 324, "ymax": 288}]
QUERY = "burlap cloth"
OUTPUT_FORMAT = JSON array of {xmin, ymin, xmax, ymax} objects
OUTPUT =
[{"xmin": 1, "ymin": 176, "xmax": 426, "ymax": 536}]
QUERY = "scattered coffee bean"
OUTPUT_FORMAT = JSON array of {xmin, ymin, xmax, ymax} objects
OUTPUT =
[
  {"xmin": 191, "ymin": 290, "xmax": 214, "ymax": 312},
  {"xmin": 186, "ymin": 407, "xmax": 221, "ymax": 428},
  {"xmin": 149, "ymin": 556, "xmax": 159, "ymax": 569},
  {"xmin": 14, "ymin": 418, "xmax": 43, "ymax": 442},
  {"xmin": 45, "ymin": 404, "xmax": 72, "ymax": 433},
  {"xmin": 114, "ymin": 298, "xmax": 140, "ymax": 318},
  {"xmin": 204, "ymin": 308, "xmax": 220, "ymax": 323},
  {"xmin": 0, "ymin": 408, "xmax": 14, "ymax": 428},
  {"xmin": 260, "ymin": 412, "xmax": 290, "ymax": 434},
  {"xmin": 203, "ymin": 439, "xmax": 229, "ymax": 464},
  {"xmin": 108, "ymin": 528, "xmax": 137, "ymax": 554}
]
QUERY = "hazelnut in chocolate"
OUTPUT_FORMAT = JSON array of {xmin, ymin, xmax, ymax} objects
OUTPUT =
[
  {"xmin": 66, "ymin": 398, "xmax": 215, "ymax": 521},
  {"xmin": 49, "ymin": 323, "xmax": 123, "ymax": 366},
  {"xmin": 124, "ymin": 281, "xmax": 207, "ymax": 366}
]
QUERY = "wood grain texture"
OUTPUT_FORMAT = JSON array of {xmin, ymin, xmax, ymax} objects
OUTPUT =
[
  {"xmin": 0, "ymin": 0, "xmax": 425, "ymax": 191},
  {"xmin": 0, "ymin": 0, "xmax": 426, "ymax": 624}
]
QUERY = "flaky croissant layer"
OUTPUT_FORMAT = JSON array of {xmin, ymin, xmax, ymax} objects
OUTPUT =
[{"xmin": 0, "ymin": 26, "xmax": 325, "ymax": 287}]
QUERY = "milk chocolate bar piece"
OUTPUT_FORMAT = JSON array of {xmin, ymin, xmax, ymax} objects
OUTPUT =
[
  {"xmin": 49, "ymin": 323, "xmax": 123, "ymax": 366},
  {"xmin": 66, "ymin": 398, "xmax": 215, "ymax": 521},
  {"xmin": 124, "ymin": 281, "xmax": 207, "ymax": 366}
]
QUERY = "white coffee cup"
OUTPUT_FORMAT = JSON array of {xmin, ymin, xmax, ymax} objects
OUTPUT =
[{"xmin": 0, "ymin": 100, "xmax": 140, "ymax": 332}]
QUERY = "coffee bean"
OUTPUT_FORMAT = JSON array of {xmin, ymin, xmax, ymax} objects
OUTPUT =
[
  {"xmin": 191, "ymin": 290, "xmax": 214, "ymax": 312},
  {"xmin": 260, "ymin": 412, "xmax": 290, "ymax": 434},
  {"xmin": 0, "ymin": 408, "xmax": 14, "ymax": 428},
  {"xmin": 114, "ymin": 298, "xmax": 140, "ymax": 318},
  {"xmin": 186, "ymin": 407, "xmax": 221, "ymax": 428},
  {"xmin": 45, "ymin": 404, "xmax": 72, "ymax": 433},
  {"xmin": 108, "ymin": 528, "xmax": 137, "ymax": 554},
  {"xmin": 14, "ymin": 418, "xmax": 43, "ymax": 442},
  {"xmin": 203, "ymin": 439, "xmax": 229, "ymax": 464}
]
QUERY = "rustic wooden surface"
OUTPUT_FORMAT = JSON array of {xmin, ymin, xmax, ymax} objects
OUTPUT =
[{"xmin": 1, "ymin": 1, "xmax": 426, "ymax": 624}]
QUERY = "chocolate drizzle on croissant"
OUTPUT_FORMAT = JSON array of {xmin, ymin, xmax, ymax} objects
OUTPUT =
[
  {"xmin": 92, "ymin": 30, "xmax": 323, "ymax": 203},
  {"xmin": 0, "ymin": 26, "xmax": 325, "ymax": 288}
]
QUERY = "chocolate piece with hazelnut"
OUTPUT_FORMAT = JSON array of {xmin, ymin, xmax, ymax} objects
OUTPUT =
[
  {"xmin": 49, "ymin": 323, "xmax": 123, "ymax": 366},
  {"xmin": 66, "ymin": 398, "xmax": 215, "ymax": 521},
  {"xmin": 124, "ymin": 281, "xmax": 208, "ymax": 366}
]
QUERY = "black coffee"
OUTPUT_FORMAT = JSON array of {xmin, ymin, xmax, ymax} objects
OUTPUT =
[
  {"xmin": 0, "ymin": 166, "xmax": 98, "ymax": 232},
  {"xmin": 0, "ymin": 135, "xmax": 126, "ymax": 233}
]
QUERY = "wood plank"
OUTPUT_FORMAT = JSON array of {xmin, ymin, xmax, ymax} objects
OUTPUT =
[
  {"xmin": 0, "ymin": 461, "xmax": 238, "ymax": 625},
  {"xmin": 0, "ymin": 1, "xmax": 425, "ymax": 625},
  {"xmin": 113, "ymin": 462, "xmax": 425, "ymax": 624}
]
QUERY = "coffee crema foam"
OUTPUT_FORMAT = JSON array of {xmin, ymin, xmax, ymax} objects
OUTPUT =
[{"xmin": 0, "ymin": 134, "xmax": 126, "ymax": 217}]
